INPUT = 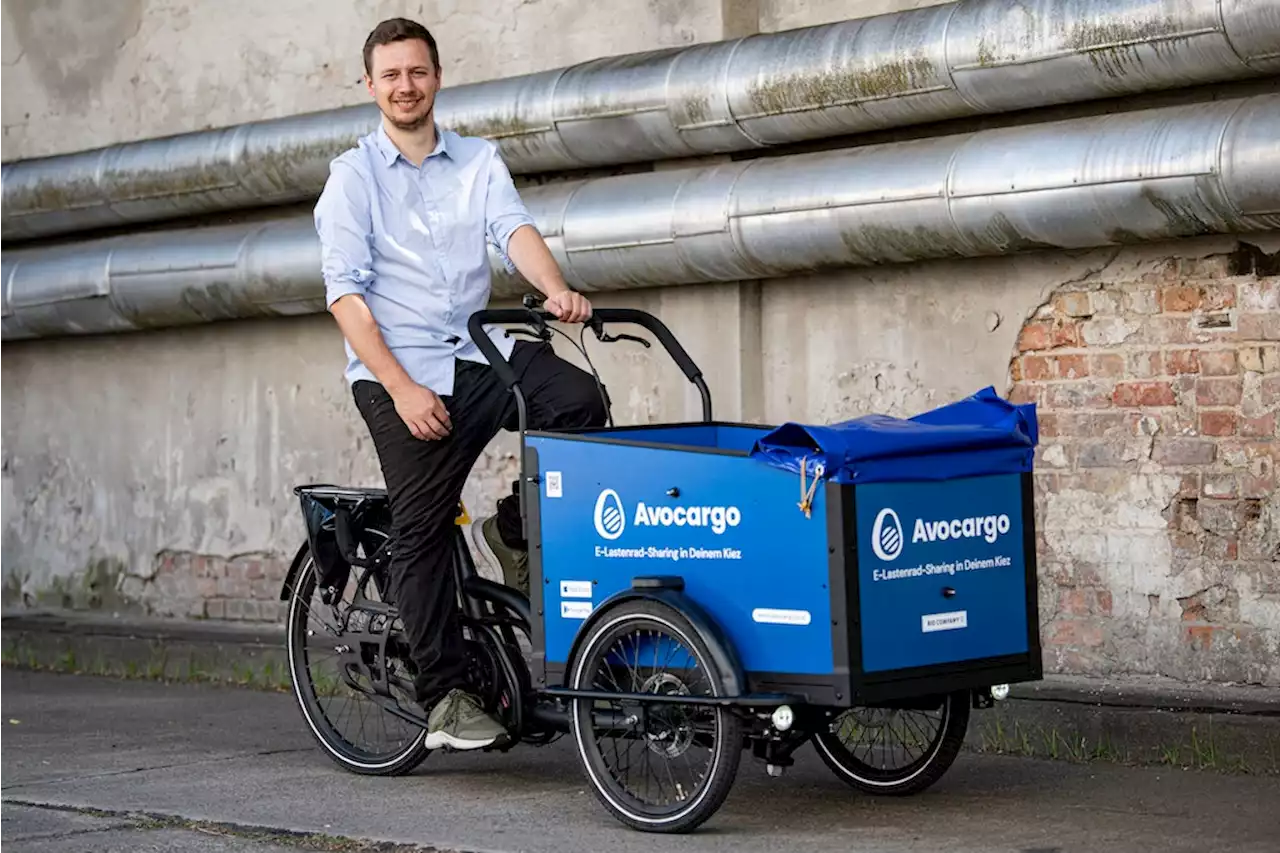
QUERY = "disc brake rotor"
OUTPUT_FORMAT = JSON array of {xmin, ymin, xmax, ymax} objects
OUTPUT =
[{"xmin": 640, "ymin": 672, "xmax": 694, "ymax": 758}]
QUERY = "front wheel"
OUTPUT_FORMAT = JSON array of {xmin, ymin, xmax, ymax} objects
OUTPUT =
[
  {"xmin": 568, "ymin": 599, "xmax": 743, "ymax": 834},
  {"xmin": 811, "ymin": 690, "xmax": 970, "ymax": 796}
]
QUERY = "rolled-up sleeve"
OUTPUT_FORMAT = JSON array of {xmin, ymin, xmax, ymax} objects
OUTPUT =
[
  {"xmin": 314, "ymin": 158, "xmax": 375, "ymax": 307},
  {"xmin": 483, "ymin": 145, "xmax": 537, "ymax": 273}
]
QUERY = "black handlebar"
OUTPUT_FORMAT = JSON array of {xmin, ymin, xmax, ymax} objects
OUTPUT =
[
  {"xmin": 465, "ymin": 308, "xmax": 541, "ymax": 391},
  {"xmin": 466, "ymin": 304, "xmax": 712, "ymax": 423}
]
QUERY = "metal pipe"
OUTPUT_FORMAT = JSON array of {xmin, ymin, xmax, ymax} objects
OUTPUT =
[
  {"xmin": 4, "ymin": 95, "xmax": 1277, "ymax": 342},
  {"xmin": 3, "ymin": 0, "xmax": 1278, "ymax": 242}
]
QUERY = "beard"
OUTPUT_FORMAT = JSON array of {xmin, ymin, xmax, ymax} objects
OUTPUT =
[{"xmin": 382, "ymin": 96, "xmax": 432, "ymax": 131}]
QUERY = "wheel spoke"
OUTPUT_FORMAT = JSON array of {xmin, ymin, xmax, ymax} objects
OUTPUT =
[
  {"xmin": 287, "ymin": 547, "xmax": 426, "ymax": 772},
  {"xmin": 817, "ymin": 693, "xmax": 966, "ymax": 795},
  {"xmin": 570, "ymin": 603, "xmax": 743, "ymax": 831}
]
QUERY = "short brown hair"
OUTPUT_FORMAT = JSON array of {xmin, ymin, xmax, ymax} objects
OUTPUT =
[{"xmin": 362, "ymin": 18, "xmax": 440, "ymax": 74}]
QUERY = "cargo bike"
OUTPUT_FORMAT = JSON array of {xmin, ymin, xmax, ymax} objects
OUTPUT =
[{"xmin": 280, "ymin": 300, "xmax": 1043, "ymax": 833}]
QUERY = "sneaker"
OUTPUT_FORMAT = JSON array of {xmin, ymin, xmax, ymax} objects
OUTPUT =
[
  {"xmin": 465, "ymin": 515, "xmax": 529, "ymax": 597},
  {"xmin": 424, "ymin": 688, "xmax": 510, "ymax": 751}
]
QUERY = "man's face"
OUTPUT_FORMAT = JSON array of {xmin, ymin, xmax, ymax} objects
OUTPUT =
[{"xmin": 366, "ymin": 39, "xmax": 440, "ymax": 132}]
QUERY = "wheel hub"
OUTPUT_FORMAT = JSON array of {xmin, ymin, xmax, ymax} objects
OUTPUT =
[{"xmin": 640, "ymin": 672, "xmax": 694, "ymax": 758}]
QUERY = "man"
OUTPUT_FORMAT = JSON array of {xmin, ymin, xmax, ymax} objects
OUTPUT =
[{"xmin": 313, "ymin": 17, "xmax": 609, "ymax": 752}]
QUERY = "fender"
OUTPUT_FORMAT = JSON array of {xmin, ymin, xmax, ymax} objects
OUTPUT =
[
  {"xmin": 563, "ymin": 577, "xmax": 745, "ymax": 699},
  {"xmin": 278, "ymin": 540, "xmax": 312, "ymax": 602}
]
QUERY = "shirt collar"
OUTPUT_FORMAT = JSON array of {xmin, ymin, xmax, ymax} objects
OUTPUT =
[{"xmin": 374, "ymin": 121, "xmax": 450, "ymax": 166}]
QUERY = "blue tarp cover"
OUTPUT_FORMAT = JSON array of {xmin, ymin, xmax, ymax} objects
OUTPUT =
[{"xmin": 748, "ymin": 386, "xmax": 1039, "ymax": 484}]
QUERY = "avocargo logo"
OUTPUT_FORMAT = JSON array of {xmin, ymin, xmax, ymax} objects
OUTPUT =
[
  {"xmin": 592, "ymin": 489, "xmax": 741, "ymax": 540},
  {"xmin": 871, "ymin": 507, "xmax": 1013, "ymax": 562},
  {"xmin": 870, "ymin": 509, "xmax": 904, "ymax": 562},
  {"xmin": 593, "ymin": 489, "xmax": 627, "ymax": 540}
]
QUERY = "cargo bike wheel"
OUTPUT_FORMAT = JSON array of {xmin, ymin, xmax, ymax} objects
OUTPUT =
[
  {"xmin": 284, "ymin": 529, "xmax": 431, "ymax": 776},
  {"xmin": 568, "ymin": 599, "xmax": 743, "ymax": 833},
  {"xmin": 811, "ymin": 690, "xmax": 970, "ymax": 796}
]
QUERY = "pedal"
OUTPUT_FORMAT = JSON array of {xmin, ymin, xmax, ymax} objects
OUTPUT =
[{"xmin": 481, "ymin": 731, "xmax": 519, "ymax": 753}]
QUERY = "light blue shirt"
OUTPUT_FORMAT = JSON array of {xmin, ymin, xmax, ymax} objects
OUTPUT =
[{"xmin": 313, "ymin": 123, "xmax": 536, "ymax": 395}]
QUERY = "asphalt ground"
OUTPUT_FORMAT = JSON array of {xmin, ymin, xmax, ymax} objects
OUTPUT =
[{"xmin": 2, "ymin": 669, "xmax": 1278, "ymax": 853}]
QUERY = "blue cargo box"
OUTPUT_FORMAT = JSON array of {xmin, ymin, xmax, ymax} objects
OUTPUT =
[{"xmin": 522, "ymin": 387, "xmax": 1042, "ymax": 707}]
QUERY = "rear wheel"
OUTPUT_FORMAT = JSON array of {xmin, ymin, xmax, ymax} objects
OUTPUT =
[
  {"xmin": 285, "ymin": 534, "xmax": 430, "ymax": 776},
  {"xmin": 812, "ymin": 691, "xmax": 969, "ymax": 796},
  {"xmin": 568, "ymin": 599, "xmax": 742, "ymax": 833}
]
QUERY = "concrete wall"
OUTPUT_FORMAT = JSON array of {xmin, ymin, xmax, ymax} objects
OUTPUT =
[
  {"xmin": 0, "ymin": 0, "xmax": 762, "ymax": 161},
  {"xmin": 2, "ymin": 0, "xmax": 1277, "ymax": 687},
  {"xmin": 760, "ymin": 0, "xmax": 948, "ymax": 33}
]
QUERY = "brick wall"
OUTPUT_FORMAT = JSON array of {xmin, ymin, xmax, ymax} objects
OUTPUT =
[
  {"xmin": 130, "ymin": 551, "xmax": 290, "ymax": 623},
  {"xmin": 1011, "ymin": 244, "xmax": 1279, "ymax": 685}
]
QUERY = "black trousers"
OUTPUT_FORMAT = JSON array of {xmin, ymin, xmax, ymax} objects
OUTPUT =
[{"xmin": 352, "ymin": 340, "xmax": 609, "ymax": 707}]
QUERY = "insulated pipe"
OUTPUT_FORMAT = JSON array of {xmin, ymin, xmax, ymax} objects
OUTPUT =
[
  {"xmin": 3, "ymin": 95, "xmax": 1278, "ymax": 341},
  {"xmin": 3, "ymin": 0, "xmax": 1278, "ymax": 242}
]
